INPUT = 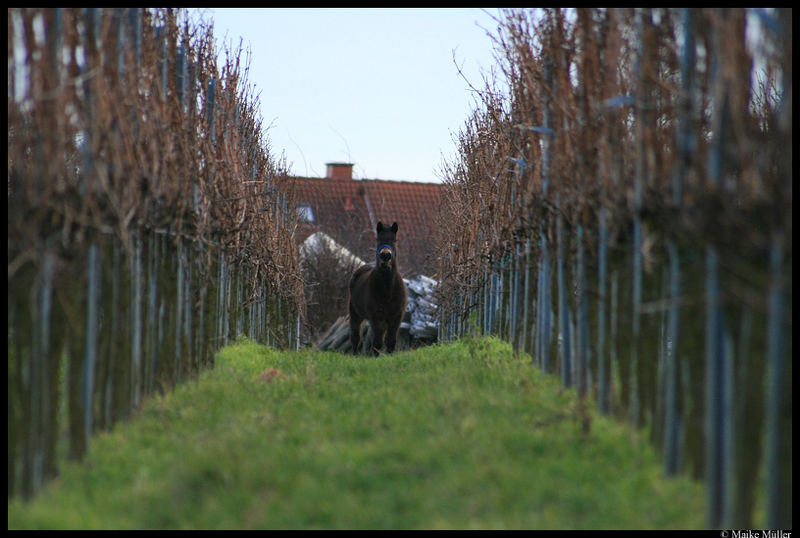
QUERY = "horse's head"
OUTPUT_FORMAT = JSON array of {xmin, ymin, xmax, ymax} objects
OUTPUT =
[{"xmin": 375, "ymin": 221, "xmax": 399, "ymax": 271}]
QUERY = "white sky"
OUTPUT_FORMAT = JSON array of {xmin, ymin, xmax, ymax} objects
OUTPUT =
[{"xmin": 193, "ymin": 8, "xmax": 504, "ymax": 183}]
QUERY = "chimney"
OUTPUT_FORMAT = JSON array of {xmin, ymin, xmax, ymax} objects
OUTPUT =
[{"xmin": 326, "ymin": 162, "xmax": 354, "ymax": 181}]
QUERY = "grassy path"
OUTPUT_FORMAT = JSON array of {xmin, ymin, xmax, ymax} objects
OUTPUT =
[{"xmin": 8, "ymin": 336, "xmax": 706, "ymax": 529}]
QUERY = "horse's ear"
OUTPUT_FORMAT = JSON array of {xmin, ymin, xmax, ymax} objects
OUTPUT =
[
  {"xmin": 391, "ymin": 222, "xmax": 398, "ymax": 234},
  {"xmin": 376, "ymin": 221, "xmax": 384, "ymax": 233}
]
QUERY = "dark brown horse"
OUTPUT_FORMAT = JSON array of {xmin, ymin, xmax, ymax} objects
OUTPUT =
[{"xmin": 348, "ymin": 221, "xmax": 408, "ymax": 356}]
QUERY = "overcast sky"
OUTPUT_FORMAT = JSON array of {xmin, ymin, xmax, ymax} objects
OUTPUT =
[{"xmin": 192, "ymin": 8, "xmax": 504, "ymax": 183}]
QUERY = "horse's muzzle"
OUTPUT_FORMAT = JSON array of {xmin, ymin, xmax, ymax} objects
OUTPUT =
[{"xmin": 379, "ymin": 247, "xmax": 393, "ymax": 266}]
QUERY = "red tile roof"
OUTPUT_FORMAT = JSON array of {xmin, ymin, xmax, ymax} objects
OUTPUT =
[{"xmin": 294, "ymin": 176, "xmax": 442, "ymax": 278}]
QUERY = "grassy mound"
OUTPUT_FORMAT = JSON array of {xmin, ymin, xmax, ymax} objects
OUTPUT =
[{"xmin": 8, "ymin": 336, "xmax": 705, "ymax": 529}]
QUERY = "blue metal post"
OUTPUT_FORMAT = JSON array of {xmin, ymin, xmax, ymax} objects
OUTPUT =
[
  {"xmin": 82, "ymin": 244, "xmax": 100, "ymax": 446},
  {"xmin": 663, "ymin": 240, "xmax": 681, "ymax": 475},
  {"xmin": 556, "ymin": 195, "xmax": 572, "ymax": 388},
  {"xmin": 705, "ymin": 246, "xmax": 724, "ymax": 528},
  {"xmin": 764, "ymin": 232, "xmax": 787, "ymax": 529},
  {"xmin": 597, "ymin": 208, "xmax": 609, "ymax": 413}
]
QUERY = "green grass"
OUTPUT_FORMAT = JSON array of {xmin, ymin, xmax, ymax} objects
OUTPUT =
[{"xmin": 8, "ymin": 336, "xmax": 706, "ymax": 529}]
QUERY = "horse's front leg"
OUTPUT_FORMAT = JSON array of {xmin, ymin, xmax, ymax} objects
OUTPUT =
[
  {"xmin": 385, "ymin": 315, "xmax": 403, "ymax": 354},
  {"xmin": 371, "ymin": 326, "xmax": 385, "ymax": 357},
  {"xmin": 372, "ymin": 331, "xmax": 383, "ymax": 357}
]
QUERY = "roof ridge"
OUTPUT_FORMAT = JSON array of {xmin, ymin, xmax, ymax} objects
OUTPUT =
[
  {"xmin": 291, "ymin": 175, "xmax": 441, "ymax": 186},
  {"xmin": 357, "ymin": 178, "xmax": 442, "ymax": 185}
]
